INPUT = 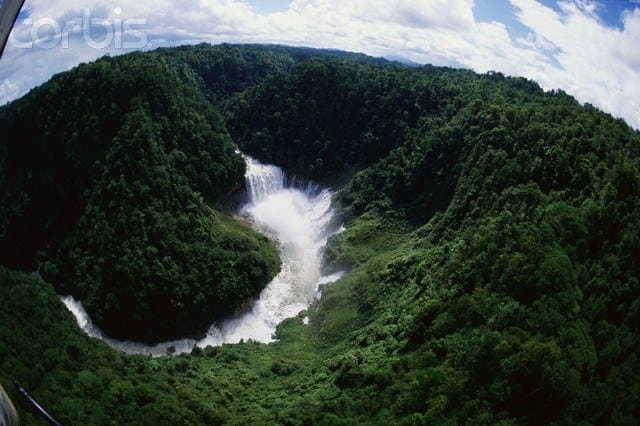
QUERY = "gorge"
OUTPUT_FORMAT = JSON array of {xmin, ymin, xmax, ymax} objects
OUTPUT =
[
  {"xmin": 1, "ymin": 44, "xmax": 639, "ymax": 424},
  {"xmin": 61, "ymin": 155, "xmax": 343, "ymax": 356}
]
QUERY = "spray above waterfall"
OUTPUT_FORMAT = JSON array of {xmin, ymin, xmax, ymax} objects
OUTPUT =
[{"xmin": 62, "ymin": 154, "xmax": 344, "ymax": 356}]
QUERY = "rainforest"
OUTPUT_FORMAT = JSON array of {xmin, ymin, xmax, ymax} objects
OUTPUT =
[{"xmin": 0, "ymin": 43, "xmax": 639, "ymax": 424}]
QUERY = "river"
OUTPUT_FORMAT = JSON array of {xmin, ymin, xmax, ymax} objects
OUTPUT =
[{"xmin": 61, "ymin": 155, "xmax": 344, "ymax": 356}]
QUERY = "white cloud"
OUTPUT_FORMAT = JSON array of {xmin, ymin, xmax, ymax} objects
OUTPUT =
[
  {"xmin": 509, "ymin": 0, "xmax": 640, "ymax": 129},
  {"xmin": 0, "ymin": 79, "xmax": 19, "ymax": 101},
  {"xmin": 0, "ymin": 0, "xmax": 638, "ymax": 129}
]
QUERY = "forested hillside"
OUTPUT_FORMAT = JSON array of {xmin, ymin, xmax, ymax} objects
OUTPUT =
[
  {"xmin": 228, "ymin": 54, "xmax": 640, "ymax": 424},
  {"xmin": 156, "ymin": 43, "xmax": 388, "ymax": 105},
  {"xmin": 0, "ymin": 50, "xmax": 280, "ymax": 342},
  {"xmin": 1, "ymin": 44, "xmax": 639, "ymax": 424}
]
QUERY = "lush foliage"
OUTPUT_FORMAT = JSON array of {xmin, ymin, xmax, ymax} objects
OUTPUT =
[
  {"xmin": 230, "ymin": 56, "xmax": 640, "ymax": 423},
  {"xmin": 226, "ymin": 58, "xmax": 420, "ymax": 180},
  {"xmin": 0, "ymin": 51, "xmax": 279, "ymax": 341},
  {"xmin": 1, "ymin": 44, "xmax": 639, "ymax": 424},
  {"xmin": 157, "ymin": 43, "xmax": 389, "ymax": 106}
]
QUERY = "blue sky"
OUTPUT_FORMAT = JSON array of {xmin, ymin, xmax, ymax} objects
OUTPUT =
[
  {"xmin": 1, "ymin": 0, "xmax": 639, "ymax": 129},
  {"xmin": 537, "ymin": 0, "xmax": 638, "ymax": 28}
]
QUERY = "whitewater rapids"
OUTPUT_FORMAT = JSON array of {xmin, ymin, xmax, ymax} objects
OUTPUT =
[{"xmin": 61, "ymin": 155, "xmax": 344, "ymax": 356}]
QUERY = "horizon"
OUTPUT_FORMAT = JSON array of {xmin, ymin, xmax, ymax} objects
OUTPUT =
[{"xmin": 0, "ymin": 0, "xmax": 639, "ymax": 129}]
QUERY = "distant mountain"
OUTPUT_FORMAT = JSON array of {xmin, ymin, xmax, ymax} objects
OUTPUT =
[{"xmin": 384, "ymin": 54, "xmax": 422, "ymax": 67}]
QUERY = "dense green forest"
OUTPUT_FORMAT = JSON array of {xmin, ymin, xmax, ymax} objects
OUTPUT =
[
  {"xmin": 0, "ymin": 50, "xmax": 280, "ymax": 341},
  {"xmin": 1, "ymin": 43, "xmax": 639, "ymax": 424}
]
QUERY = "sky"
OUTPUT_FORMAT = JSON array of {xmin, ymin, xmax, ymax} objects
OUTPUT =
[{"xmin": 0, "ymin": 0, "xmax": 639, "ymax": 129}]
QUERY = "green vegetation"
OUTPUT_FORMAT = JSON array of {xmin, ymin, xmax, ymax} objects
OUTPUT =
[
  {"xmin": 0, "ymin": 51, "xmax": 279, "ymax": 341},
  {"xmin": 230, "ymin": 57, "xmax": 640, "ymax": 423},
  {"xmin": 1, "ymin": 44, "xmax": 639, "ymax": 424}
]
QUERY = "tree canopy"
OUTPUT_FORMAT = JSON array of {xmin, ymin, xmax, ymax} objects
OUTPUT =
[
  {"xmin": 1, "ymin": 43, "xmax": 639, "ymax": 424},
  {"xmin": 0, "ymin": 50, "xmax": 279, "ymax": 342}
]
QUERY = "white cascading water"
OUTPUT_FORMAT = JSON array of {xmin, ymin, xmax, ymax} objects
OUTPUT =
[
  {"xmin": 61, "ymin": 155, "xmax": 344, "ymax": 356},
  {"xmin": 61, "ymin": 295, "xmax": 198, "ymax": 356}
]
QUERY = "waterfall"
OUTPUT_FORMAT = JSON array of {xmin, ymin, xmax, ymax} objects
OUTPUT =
[
  {"xmin": 61, "ymin": 154, "xmax": 344, "ymax": 356},
  {"xmin": 244, "ymin": 156, "xmax": 286, "ymax": 203},
  {"xmin": 198, "ymin": 155, "xmax": 342, "ymax": 347}
]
